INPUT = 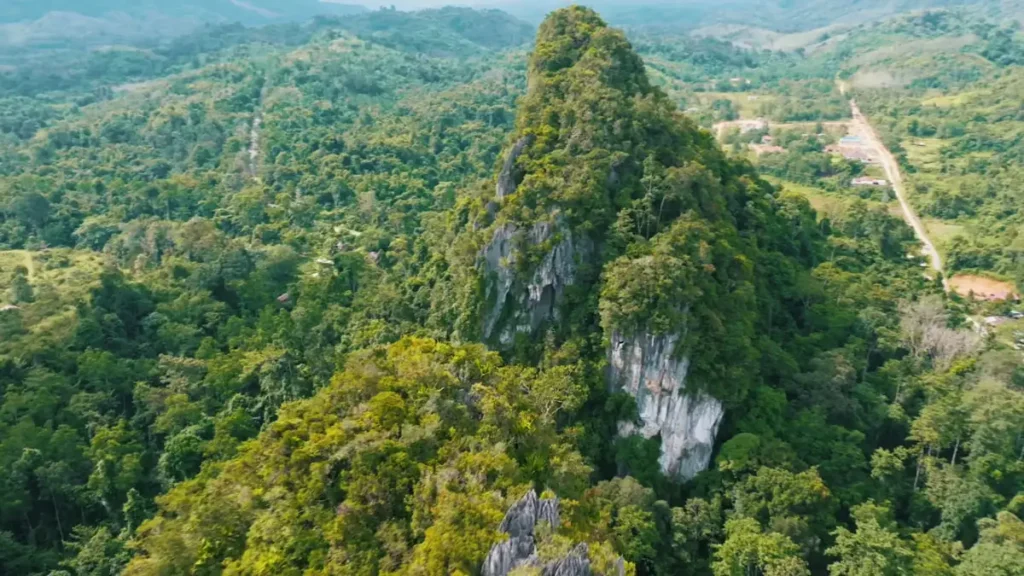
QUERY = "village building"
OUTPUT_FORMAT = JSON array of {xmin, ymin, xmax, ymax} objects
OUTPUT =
[
  {"xmin": 824, "ymin": 135, "xmax": 881, "ymax": 164},
  {"xmin": 734, "ymin": 118, "xmax": 768, "ymax": 133},
  {"xmin": 851, "ymin": 177, "xmax": 888, "ymax": 186}
]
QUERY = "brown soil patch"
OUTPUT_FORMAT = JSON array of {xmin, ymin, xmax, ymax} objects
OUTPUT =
[{"xmin": 949, "ymin": 274, "xmax": 1018, "ymax": 301}]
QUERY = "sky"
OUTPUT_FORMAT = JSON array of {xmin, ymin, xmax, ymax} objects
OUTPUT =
[
  {"xmin": 325, "ymin": 0, "xmax": 478, "ymax": 7},
  {"xmin": 326, "ymin": 0, "xmax": 578, "ymax": 10}
]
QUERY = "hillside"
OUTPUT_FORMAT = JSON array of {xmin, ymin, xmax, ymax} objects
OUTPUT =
[
  {"xmin": 1, "ymin": 4, "xmax": 1023, "ymax": 576},
  {"xmin": 492, "ymin": 0, "xmax": 1011, "ymax": 30},
  {"xmin": 0, "ymin": 7, "xmax": 534, "ymax": 98}
]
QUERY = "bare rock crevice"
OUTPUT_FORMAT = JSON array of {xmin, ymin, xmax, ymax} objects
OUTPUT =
[
  {"xmin": 481, "ymin": 219, "xmax": 590, "ymax": 346},
  {"xmin": 496, "ymin": 135, "xmax": 534, "ymax": 200},
  {"xmin": 608, "ymin": 331, "xmax": 724, "ymax": 480}
]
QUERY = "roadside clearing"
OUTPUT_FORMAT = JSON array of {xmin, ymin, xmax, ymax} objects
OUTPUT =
[{"xmin": 848, "ymin": 99, "xmax": 947, "ymax": 291}]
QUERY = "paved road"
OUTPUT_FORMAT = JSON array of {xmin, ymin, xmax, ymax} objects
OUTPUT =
[{"xmin": 848, "ymin": 99, "xmax": 947, "ymax": 289}]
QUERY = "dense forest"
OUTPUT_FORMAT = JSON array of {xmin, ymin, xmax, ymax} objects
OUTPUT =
[{"xmin": 1, "ymin": 4, "xmax": 1023, "ymax": 576}]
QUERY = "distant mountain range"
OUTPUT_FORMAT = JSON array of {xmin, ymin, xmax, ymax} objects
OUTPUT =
[
  {"xmin": 0, "ymin": 0, "xmax": 366, "ymax": 25},
  {"xmin": 483, "ymin": 0, "xmax": 1012, "ymax": 30},
  {"xmin": 0, "ymin": 0, "xmax": 368, "ymax": 49},
  {"xmin": 2, "ymin": 0, "xmax": 1019, "ymax": 51}
]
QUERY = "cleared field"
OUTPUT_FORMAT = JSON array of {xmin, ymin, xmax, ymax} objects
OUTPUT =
[
  {"xmin": 0, "ymin": 250, "xmax": 35, "ymax": 280},
  {"xmin": 920, "ymin": 92, "xmax": 976, "ymax": 108},
  {"xmin": 762, "ymin": 177, "xmax": 890, "ymax": 221},
  {"xmin": 902, "ymin": 138, "xmax": 946, "ymax": 169},
  {"xmin": 764, "ymin": 178, "xmax": 832, "ymax": 212},
  {"xmin": 714, "ymin": 119, "xmax": 850, "ymax": 140},
  {"xmin": 690, "ymin": 23, "xmax": 847, "ymax": 53},
  {"xmin": 851, "ymin": 35, "xmax": 978, "ymax": 68},
  {"xmin": 922, "ymin": 218, "xmax": 967, "ymax": 249},
  {"xmin": 0, "ymin": 249, "xmax": 107, "ymax": 348},
  {"xmin": 949, "ymin": 274, "xmax": 1017, "ymax": 301},
  {"xmin": 696, "ymin": 92, "xmax": 778, "ymax": 118}
]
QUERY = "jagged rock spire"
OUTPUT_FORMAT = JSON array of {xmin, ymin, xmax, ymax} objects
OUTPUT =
[
  {"xmin": 482, "ymin": 490, "xmax": 559, "ymax": 576},
  {"xmin": 483, "ymin": 490, "xmax": 625, "ymax": 576}
]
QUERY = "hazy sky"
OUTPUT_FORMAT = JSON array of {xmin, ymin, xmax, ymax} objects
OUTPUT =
[
  {"xmin": 326, "ymin": 0, "xmax": 478, "ymax": 7},
  {"xmin": 326, "ymin": 0, "xmax": 574, "ymax": 9}
]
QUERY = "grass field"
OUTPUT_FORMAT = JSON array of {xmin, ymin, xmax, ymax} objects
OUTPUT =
[
  {"xmin": 762, "ymin": 176, "xmax": 889, "ymax": 221},
  {"xmin": 764, "ymin": 178, "xmax": 833, "ymax": 213},
  {"xmin": 1, "ymin": 249, "xmax": 107, "ymax": 352},
  {"xmin": 922, "ymin": 218, "xmax": 967, "ymax": 250},
  {"xmin": 920, "ymin": 92, "xmax": 975, "ymax": 108},
  {"xmin": 902, "ymin": 138, "xmax": 946, "ymax": 170},
  {"xmin": 0, "ymin": 250, "xmax": 36, "ymax": 280},
  {"xmin": 696, "ymin": 91, "xmax": 778, "ymax": 118}
]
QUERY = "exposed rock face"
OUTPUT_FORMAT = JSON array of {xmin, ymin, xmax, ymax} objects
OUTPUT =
[
  {"xmin": 481, "ymin": 219, "xmax": 588, "ymax": 346},
  {"xmin": 608, "ymin": 331, "xmax": 724, "ymax": 480},
  {"xmin": 496, "ymin": 135, "xmax": 533, "ymax": 200},
  {"xmin": 482, "ymin": 490, "xmax": 561, "ymax": 576},
  {"xmin": 543, "ymin": 543, "xmax": 594, "ymax": 576},
  {"xmin": 483, "ymin": 491, "xmax": 622, "ymax": 576}
]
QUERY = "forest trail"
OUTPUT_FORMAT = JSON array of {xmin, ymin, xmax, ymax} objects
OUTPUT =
[
  {"xmin": 23, "ymin": 250, "xmax": 34, "ymax": 281},
  {"xmin": 248, "ymin": 78, "xmax": 268, "ymax": 180},
  {"xmin": 847, "ymin": 99, "xmax": 947, "ymax": 290},
  {"xmin": 248, "ymin": 110, "xmax": 262, "ymax": 179},
  {"xmin": 8, "ymin": 250, "xmax": 36, "ymax": 281}
]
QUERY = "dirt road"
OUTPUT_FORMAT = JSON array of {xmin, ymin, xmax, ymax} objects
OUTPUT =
[{"xmin": 848, "ymin": 99, "xmax": 946, "ymax": 287}]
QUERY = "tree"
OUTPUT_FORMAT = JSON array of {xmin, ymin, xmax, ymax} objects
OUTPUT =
[
  {"xmin": 7, "ymin": 265, "xmax": 33, "ymax": 304},
  {"xmin": 87, "ymin": 420, "xmax": 144, "ymax": 513},
  {"xmin": 671, "ymin": 496, "xmax": 723, "ymax": 572},
  {"xmin": 955, "ymin": 511, "xmax": 1024, "ymax": 576},
  {"xmin": 731, "ymin": 467, "xmax": 834, "ymax": 552},
  {"xmin": 13, "ymin": 191, "xmax": 50, "ymax": 231},
  {"xmin": 58, "ymin": 526, "xmax": 130, "ymax": 576},
  {"xmin": 713, "ymin": 518, "xmax": 809, "ymax": 576},
  {"xmin": 826, "ymin": 502, "xmax": 913, "ymax": 576}
]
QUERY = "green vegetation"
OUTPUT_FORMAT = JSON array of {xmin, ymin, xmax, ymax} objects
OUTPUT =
[
  {"xmin": 733, "ymin": 6, "xmax": 1024, "ymax": 288},
  {"xmin": 1, "ymin": 4, "xmax": 1023, "ymax": 576}
]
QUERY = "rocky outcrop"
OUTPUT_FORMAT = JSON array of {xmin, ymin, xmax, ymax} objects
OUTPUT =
[
  {"xmin": 483, "ymin": 491, "xmax": 623, "ymax": 576},
  {"xmin": 482, "ymin": 490, "xmax": 561, "ymax": 576},
  {"xmin": 543, "ymin": 543, "xmax": 594, "ymax": 576},
  {"xmin": 481, "ymin": 219, "xmax": 589, "ymax": 346},
  {"xmin": 496, "ymin": 135, "xmax": 533, "ymax": 200},
  {"xmin": 608, "ymin": 331, "xmax": 724, "ymax": 480}
]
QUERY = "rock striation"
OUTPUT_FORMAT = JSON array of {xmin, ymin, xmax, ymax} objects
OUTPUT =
[
  {"xmin": 482, "ymin": 490, "xmax": 624, "ymax": 576},
  {"xmin": 608, "ymin": 331, "xmax": 724, "ymax": 480}
]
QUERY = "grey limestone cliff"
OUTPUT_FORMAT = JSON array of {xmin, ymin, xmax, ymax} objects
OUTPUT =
[
  {"xmin": 481, "ymin": 219, "xmax": 588, "ymax": 346},
  {"xmin": 608, "ymin": 331, "xmax": 724, "ymax": 480},
  {"xmin": 481, "ymin": 133, "xmax": 590, "ymax": 347}
]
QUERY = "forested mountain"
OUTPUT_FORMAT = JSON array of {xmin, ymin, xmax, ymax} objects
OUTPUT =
[
  {"xmin": 0, "ymin": 1, "xmax": 370, "ymax": 56},
  {"xmin": 1, "ymin": 4, "xmax": 1023, "ymax": 576},
  {"xmin": 489, "ymin": 0, "xmax": 1016, "ymax": 30}
]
